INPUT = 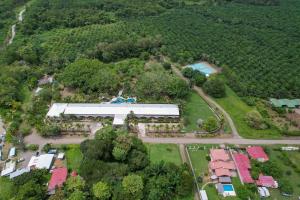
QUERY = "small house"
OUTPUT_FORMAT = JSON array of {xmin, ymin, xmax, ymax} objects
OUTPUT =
[
  {"xmin": 48, "ymin": 167, "xmax": 68, "ymax": 194},
  {"xmin": 246, "ymin": 146, "xmax": 269, "ymax": 162},
  {"xmin": 28, "ymin": 154, "xmax": 54, "ymax": 170}
]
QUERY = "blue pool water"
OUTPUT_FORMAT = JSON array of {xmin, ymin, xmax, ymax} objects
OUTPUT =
[
  {"xmin": 111, "ymin": 97, "xmax": 136, "ymax": 104},
  {"xmin": 188, "ymin": 62, "xmax": 217, "ymax": 76},
  {"xmin": 223, "ymin": 184, "xmax": 234, "ymax": 192}
]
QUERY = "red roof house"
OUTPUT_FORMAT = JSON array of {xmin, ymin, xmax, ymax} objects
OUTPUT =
[
  {"xmin": 215, "ymin": 168, "xmax": 232, "ymax": 177},
  {"xmin": 246, "ymin": 146, "xmax": 269, "ymax": 162},
  {"xmin": 210, "ymin": 149, "xmax": 230, "ymax": 161},
  {"xmin": 256, "ymin": 174, "xmax": 278, "ymax": 188},
  {"xmin": 48, "ymin": 167, "xmax": 68, "ymax": 193},
  {"xmin": 233, "ymin": 153, "xmax": 254, "ymax": 184}
]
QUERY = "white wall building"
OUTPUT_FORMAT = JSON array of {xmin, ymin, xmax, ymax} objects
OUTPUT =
[
  {"xmin": 28, "ymin": 154, "xmax": 54, "ymax": 170},
  {"xmin": 47, "ymin": 103, "xmax": 180, "ymax": 125}
]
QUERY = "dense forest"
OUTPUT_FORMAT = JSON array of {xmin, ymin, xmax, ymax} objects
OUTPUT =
[{"xmin": 1, "ymin": 0, "xmax": 299, "ymax": 98}]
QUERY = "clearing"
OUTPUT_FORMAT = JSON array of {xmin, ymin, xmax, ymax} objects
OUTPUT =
[
  {"xmin": 146, "ymin": 143, "xmax": 182, "ymax": 166},
  {"xmin": 214, "ymin": 86, "xmax": 281, "ymax": 139}
]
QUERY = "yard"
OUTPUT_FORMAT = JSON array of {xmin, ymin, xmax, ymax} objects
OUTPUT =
[
  {"xmin": 183, "ymin": 92, "xmax": 216, "ymax": 132},
  {"xmin": 65, "ymin": 144, "xmax": 83, "ymax": 172},
  {"xmin": 266, "ymin": 147, "xmax": 300, "ymax": 199},
  {"xmin": 214, "ymin": 86, "xmax": 281, "ymax": 139},
  {"xmin": 146, "ymin": 143, "xmax": 182, "ymax": 166}
]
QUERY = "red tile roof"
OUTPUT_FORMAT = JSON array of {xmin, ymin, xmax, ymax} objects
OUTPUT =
[
  {"xmin": 215, "ymin": 168, "xmax": 231, "ymax": 177},
  {"xmin": 210, "ymin": 149, "xmax": 230, "ymax": 161},
  {"xmin": 246, "ymin": 146, "xmax": 269, "ymax": 161},
  {"xmin": 256, "ymin": 174, "xmax": 276, "ymax": 188},
  {"xmin": 209, "ymin": 161, "xmax": 236, "ymax": 170},
  {"xmin": 233, "ymin": 153, "xmax": 254, "ymax": 183},
  {"xmin": 48, "ymin": 168, "xmax": 68, "ymax": 191}
]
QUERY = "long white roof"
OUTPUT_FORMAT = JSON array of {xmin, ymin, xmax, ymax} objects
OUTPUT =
[{"xmin": 47, "ymin": 103, "xmax": 179, "ymax": 117}]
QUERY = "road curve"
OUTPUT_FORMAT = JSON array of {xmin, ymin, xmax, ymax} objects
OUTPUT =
[{"xmin": 171, "ymin": 66, "xmax": 241, "ymax": 139}]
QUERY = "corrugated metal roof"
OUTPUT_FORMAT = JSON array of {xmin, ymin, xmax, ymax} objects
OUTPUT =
[{"xmin": 47, "ymin": 103, "xmax": 180, "ymax": 117}]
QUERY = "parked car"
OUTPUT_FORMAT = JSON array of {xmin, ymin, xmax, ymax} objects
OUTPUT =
[{"xmin": 17, "ymin": 157, "xmax": 25, "ymax": 163}]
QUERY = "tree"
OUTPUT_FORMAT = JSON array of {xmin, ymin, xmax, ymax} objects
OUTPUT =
[
  {"xmin": 67, "ymin": 190, "xmax": 86, "ymax": 200},
  {"xmin": 202, "ymin": 117, "xmax": 218, "ymax": 132},
  {"xmin": 65, "ymin": 176, "xmax": 86, "ymax": 192},
  {"xmin": 15, "ymin": 180, "xmax": 47, "ymax": 200},
  {"xmin": 203, "ymin": 77, "xmax": 226, "ymax": 98},
  {"xmin": 192, "ymin": 73, "xmax": 207, "ymax": 87},
  {"xmin": 92, "ymin": 181, "xmax": 111, "ymax": 200},
  {"xmin": 122, "ymin": 174, "xmax": 144, "ymax": 200},
  {"xmin": 181, "ymin": 68, "xmax": 194, "ymax": 79},
  {"xmin": 49, "ymin": 188, "xmax": 65, "ymax": 200},
  {"xmin": 127, "ymin": 149, "xmax": 149, "ymax": 171},
  {"xmin": 112, "ymin": 146, "xmax": 128, "ymax": 161}
]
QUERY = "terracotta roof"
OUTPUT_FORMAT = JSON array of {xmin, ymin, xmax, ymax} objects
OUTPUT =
[
  {"xmin": 48, "ymin": 168, "xmax": 68, "ymax": 191},
  {"xmin": 210, "ymin": 149, "xmax": 230, "ymax": 161},
  {"xmin": 256, "ymin": 174, "xmax": 276, "ymax": 188},
  {"xmin": 215, "ymin": 168, "xmax": 231, "ymax": 177},
  {"xmin": 233, "ymin": 153, "xmax": 254, "ymax": 183},
  {"xmin": 246, "ymin": 146, "xmax": 269, "ymax": 161},
  {"xmin": 209, "ymin": 161, "xmax": 236, "ymax": 170}
]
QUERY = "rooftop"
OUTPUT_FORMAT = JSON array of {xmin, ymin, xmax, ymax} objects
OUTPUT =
[
  {"xmin": 246, "ymin": 146, "xmax": 269, "ymax": 161},
  {"xmin": 209, "ymin": 161, "xmax": 236, "ymax": 170},
  {"xmin": 233, "ymin": 153, "xmax": 254, "ymax": 184},
  {"xmin": 28, "ymin": 154, "xmax": 54, "ymax": 170},
  {"xmin": 48, "ymin": 167, "xmax": 68, "ymax": 191},
  {"xmin": 47, "ymin": 103, "xmax": 180, "ymax": 118},
  {"xmin": 256, "ymin": 174, "xmax": 277, "ymax": 188},
  {"xmin": 210, "ymin": 149, "xmax": 230, "ymax": 161},
  {"xmin": 270, "ymin": 98, "xmax": 300, "ymax": 108}
]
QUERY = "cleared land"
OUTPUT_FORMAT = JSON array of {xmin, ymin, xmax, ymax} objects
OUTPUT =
[
  {"xmin": 65, "ymin": 144, "xmax": 83, "ymax": 172},
  {"xmin": 183, "ymin": 92, "xmax": 216, "ymax": 131},
  {"xmin": 215, "ymin": 86, "xmax": 281, "ymax": 139},
  {"xmin": 146, "ymin": 143, "xmax": 182, "ymax": 166}
]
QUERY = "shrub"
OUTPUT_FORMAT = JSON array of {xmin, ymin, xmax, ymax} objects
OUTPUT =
[
  {"xmin": 26, "ymin": 144, "xmax": 39, "ymax": 151},
  {"xmin": 202, "ymin": 117, "xmax": 219, "ymax": 132},
  {"xmin": 245, "ymin": 110, "xmax": 268, "ymax": 130},
  {"xmin": 202, "ymin": 77, "xmax": 226, "ymax": 98},
  {"xmin": 162, "ymin": 62, "xmax": 172, "ymax": 70}
]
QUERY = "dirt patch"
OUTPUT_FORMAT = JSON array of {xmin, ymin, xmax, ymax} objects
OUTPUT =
[
  {"xmin": 286, "ymin": 110, "xmax": 300, "ymax": 128},
  {"xmin": 60, "ymin": 87, "xmax": 76, "ymax": 98}
]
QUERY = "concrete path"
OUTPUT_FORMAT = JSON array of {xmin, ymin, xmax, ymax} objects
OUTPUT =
[
  {"xmin": 172, "ymin": 66, "xmax": 241, "ymax": 139},
  {"xmin": 8, "ymin": 8, "xmax": 26, "ymax": 45}
]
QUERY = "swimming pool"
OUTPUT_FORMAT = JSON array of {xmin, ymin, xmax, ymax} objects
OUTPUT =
[
  {"xmin": 223, "ymin": 184, "xmax": 234, "ymax": 192},
  {"xmin": 187, "ymin": 62, "xmax": 217, "ymax": 77}
]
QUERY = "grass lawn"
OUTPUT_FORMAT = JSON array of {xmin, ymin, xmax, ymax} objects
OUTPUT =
[
  {"xmin": 65, "ymin": 144, "xmax": 83, "ymax": 172},
  {"xmin": 183, "ymin": 92, "xmax": 216, "ymax": 131},
  {"xmin": 0, "ymin": 177, "xmax": 14, "ymax": 200},
  {"xmin": 267, "ymin": 148, "xmax": 300, "ymax": 199},
  {"xmin": 146, "ymin": 144, "xmax": 182, "ymax": 166},
  {"xmin": 214, "ymin": 86, "xmax": 281, "ymax": 139}
]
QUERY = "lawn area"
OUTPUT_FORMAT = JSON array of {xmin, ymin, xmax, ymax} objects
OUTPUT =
[
  {"xmin": 267, "ymin": 148, "xmax": 300, "ymax": 199},
  {"xmin": 146, "ymin": 143, "xmax": 182, "ymax": 166},
  {"xmin": 183, "ymin": 92, "xmax": 216, "ymax": 131},
  {"xmin": 214, "ymin": 86, "xmax": 281, "ymax": 139},
  {"xmin": 65, "ymin": 144, "xmax": 83, "ymax": 172},
  {"xmin": 0, "ymin": 177, "xmax": 14, "ymax": 200}
]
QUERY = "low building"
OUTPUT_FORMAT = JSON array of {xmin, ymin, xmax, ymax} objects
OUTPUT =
[
  {"xmin": 57, "ymin": 153, "xmax": 65, "ymax": 160},
  {"xmin": 219, "ymin": 176, "xmax": 231, "ymax": 183},
  {"xmin": 246, "ymin": 146, "xmax": 269, "ymax": 162},
  {"xmin": 48, "ymin": 167, "xmax": 68, "ymax": 194},
  {"xmin": 28, "ymin": 154, "xmax": 54, "ymax": 170},
  {"xmin": 256, "ymin": 174, "xmax": 278, "ymax": 188},
  {"xmin": 8, "ymin": 147, "xmax": 16, "ymax": 158},
  {"xmin": 233, "ymin": 153, "xmax": 254, "ymax": 184},
  {"xmin": 270, "ymin": 98, "xmax": 300, "ymax": 108},
  {"xmin": 210, "ymin": 149, "xmax": 230, "ymax": 162},
  {"xmin": 46, "ymin": 103, "xmax": 180, "ymax": 126},
  {"xmin": 1, "ymin": 161, "xmax": 16, "ymax": 176},
  {"xmin": 9, "ymin": 167, "xmax": 30, "ymax": 179},
  {"xmin": 38, "ymin": 75, "xmax": 53, "ymax": 85},
  {"xmin": 209, "ymin": 149, "xmax": 236, "ymax": 178},
  {"xmin": 258, "ymin": 187, "xmax": 270, "ymax": 198}
]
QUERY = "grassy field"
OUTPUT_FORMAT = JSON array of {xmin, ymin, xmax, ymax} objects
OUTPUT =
[
  {"xmin": 183, "ymin": 92, "xmax": 216, "ymax": 131},
  {"xmin": 0, "ymin": 177, "xmax": 13, "ymax": 200},
  {"xmin": 215, "ymin": 86, "xmax": 281, "ymax": 139},
  {"xmin": 146, "ymin": 143, "xmax": 182, "ymax": 166},
  {"xmin": 65, "ymin": 144, "xmax": 83, "ymax": 172},
  {"xmin": 267, "ymin": 148, "xmax": 300, "ymax": 199}
]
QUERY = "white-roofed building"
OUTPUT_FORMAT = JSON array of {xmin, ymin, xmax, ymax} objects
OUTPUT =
[
  {"xmin": 9, "ymin": 167, "xmax": 30, "ymax": 179},
  {"xmin": 46, "ymin": 103, "xmax": 180, "ymax": 126},
  {"xmin": 1, "ymin": 161, "xmax": 16, "ymax": 176},
  {"xmin": 28, "ymin": 154, "xmax": 54, "ymax": 170}
]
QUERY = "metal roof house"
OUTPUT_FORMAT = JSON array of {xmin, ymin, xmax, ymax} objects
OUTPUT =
[
  {"xmin": 47, "ymin": 103, "xmax": 180, "ymax": 126},
  {"xmin": 270, "ymin": 98, "xmax": 300, "ymax": 108},
  {"xmin": 28, "ymin": 154, "xmax": 54, "ymax": 170}
]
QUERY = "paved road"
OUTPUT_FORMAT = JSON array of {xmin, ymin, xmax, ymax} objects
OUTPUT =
[
  {"xmin": 142, "ymin": 137, "xmax": 300, "ymax": 145},
  {"xmin": 171, "ymin": 66, "xmax": 241, "ymax": 139}
]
